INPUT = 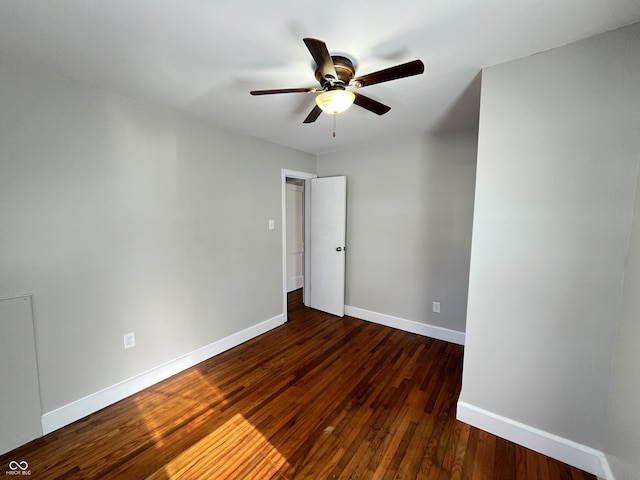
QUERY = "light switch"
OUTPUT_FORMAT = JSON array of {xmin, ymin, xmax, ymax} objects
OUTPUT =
[{"xmin": 268, "ymin": 219, "xmax": 275, "ymax": 230}]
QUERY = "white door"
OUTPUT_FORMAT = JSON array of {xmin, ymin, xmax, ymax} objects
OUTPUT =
[
  {"xmin": 285, "ymin": 182, "xmax": 304, "ymax": 292},
  {"xmin": 310, "ymin": 176, "xmax": 347, "ymax": 316}
]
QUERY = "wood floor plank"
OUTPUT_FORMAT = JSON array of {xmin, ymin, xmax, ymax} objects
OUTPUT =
[
  {"xmin": 448, "ymin": 421, "xmax": 473, "ymax": 480},
  {"xmin": 0, "ymin": 289, "xmax": 598, "ymax": 480},
  {"xmin": 494, "ymin": 437, "xmax": 517, "ymax": 480},
  {"xmin": 471, "ymin": 428, "xmax": 496, "ymax": 480},
  {"xmin": 516, "ymin": 445, "xmax": 529, "ymax": 480},
  {"xmin": 440, "ymin": 418, "xmax": 468, "ymax": 479},
  {"xmin": 463, "ymin": 426, "xmax": 480, "ymax": 480}
]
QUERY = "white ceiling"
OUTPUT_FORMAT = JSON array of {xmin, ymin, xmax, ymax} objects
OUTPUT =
[{"xmin": 2, "ymin": 1, "xmax": 639, "ymax": 155}]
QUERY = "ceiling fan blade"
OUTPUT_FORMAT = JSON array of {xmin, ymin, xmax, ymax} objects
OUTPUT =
[
  {"xmin": 303, "ymin": 105, "xmax": 323, "ymax": 123},
  {"xmin": 303, "ymin": 38, "xmax": 338, "ymax": 82},
  {"xmin": 250, "ymin": 87, "xmax": 317, "ymax": 95},
  {"xmin": 353, "ymin": 92, "xmax": 391, "ymax": 115},
  {"xmin": 352, "ymin": 59, "xmax": 425, "ymax": 88}
]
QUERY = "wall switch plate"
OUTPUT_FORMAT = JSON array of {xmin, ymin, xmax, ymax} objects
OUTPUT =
[
  {"xmin": 268, "ymin": 219, "xmax": 275, "ymax": 230},
  {"xmin": 124, "ymin": 332, "xmax": 136, "ymax": 349},
  {"xmin": 432, "ymin": 302, "xmax": 441, "ymax": 313}
]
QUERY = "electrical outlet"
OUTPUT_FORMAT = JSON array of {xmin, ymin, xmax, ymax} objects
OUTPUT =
[
  {"xmin": 123, "ymin": 332, "xmax": 136, "ymax": 349},
  {"xmin": 432, "ymin": 302, "xmax": 441, "ymax": 314}
]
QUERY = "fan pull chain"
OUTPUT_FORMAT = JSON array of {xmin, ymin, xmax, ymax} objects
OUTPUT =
[{"xmin": 333, "ymin": 114, "xmax": 336, "ymax": 138}]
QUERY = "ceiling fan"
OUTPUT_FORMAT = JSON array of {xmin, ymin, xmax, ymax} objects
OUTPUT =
[{"xmin": 250, "ymin": 38, "xmax": 425, "ymax": 124}]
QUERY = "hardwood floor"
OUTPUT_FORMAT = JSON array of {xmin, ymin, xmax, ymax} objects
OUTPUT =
[{"xmin": 1, "ymin": 290, "xmax": 596, "ymax": 479}]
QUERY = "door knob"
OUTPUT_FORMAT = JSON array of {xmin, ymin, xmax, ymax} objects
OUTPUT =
[{"xmin": 336, "ymin": 247, "xmax": 342, "ymax": 252}]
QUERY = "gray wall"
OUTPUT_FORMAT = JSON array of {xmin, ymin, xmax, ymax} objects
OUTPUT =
[
  {"xmin": 605, "ymin": 165, "xmax": 640, "ymax": 478},
  {"xmin": 0, "ymin": 64, "xmax": 315, "ymax": 413},
  {"xmin": 460, "ymin": 21, "xmax": 640, "ymax": 473},
  {"xmin": 318, "ymin": 131, "xmax": 477, "ymax": 333}
]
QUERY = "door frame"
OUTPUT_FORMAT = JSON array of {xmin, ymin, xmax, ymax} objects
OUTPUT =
[{"xmin": 281, "ymin": 169, "xmax": 317, "ymax": 322}]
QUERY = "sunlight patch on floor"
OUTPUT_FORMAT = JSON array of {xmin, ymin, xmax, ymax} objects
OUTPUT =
[
  {"xmin": 161, "ymin": 412, "xmax": 290, "ymax": 479},
  {"xmin": 133, "ymin": 370, "xmax": 228, "ymax": 448},
  {"xmin": 133, "ymin": 370, "xmax": 289, "ymax": 478}
]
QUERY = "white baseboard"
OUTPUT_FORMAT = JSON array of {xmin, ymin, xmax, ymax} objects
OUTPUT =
[
  {"xmin": 345, "ymin": 305, "xmax": 465, "ymax": 345},
  {"xmin": 456, "ymin": 401, "xmax": 613, "ymax": 479},
  {"xmin": 287, "ymin": 275, "xmax": 303, "ymax": 292},
  {"xmin": 41, "ymin": 313, "xmax": 285, "ymax": 435}
]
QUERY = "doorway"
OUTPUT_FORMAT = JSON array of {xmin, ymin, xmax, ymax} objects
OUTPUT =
[
  {"xmin": 281, "ymin": 169, "xmax": 316, "ymax": 321},
  {"xmin": 281, "ymin": 170, "xmax": 348, "ymax": 320},
  {"xmin": 285, "ymin": 178, "xmax": 304, "ymax": 294}
]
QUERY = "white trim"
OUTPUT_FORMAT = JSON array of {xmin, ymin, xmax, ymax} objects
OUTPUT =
[
  {"xmin": 456, "ymin": 401, "xmax": 613, "ymax": 479},
  {"xmin": 345, "ymin": 306, "xmax": 465, "ymax": 345},
  {"xmin": 281, "ymin": 169, "xmax": 317, "ymax": 322},
  {"xmin": 287, "ymin": 275, "xmax": 304, "ymax": 292},
  {"xmin": 303, "ymin": 178, "xmax": 312, "ymax": 307},
  {"xmin": 600, "ymin": 456, "xmax": 616, "ymax": 480},
  {"xmin": 41, "ymin": 313, "xmax": 285, "ymax": 435}
]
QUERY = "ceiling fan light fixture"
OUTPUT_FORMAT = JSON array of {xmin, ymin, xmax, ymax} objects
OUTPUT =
[{"xmin": 315, "ymin": 89, "xmax": 355, "ymax": 114}]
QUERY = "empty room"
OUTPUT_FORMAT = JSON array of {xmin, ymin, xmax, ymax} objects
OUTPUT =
[{"xmin": 1, "ymin": 2, "xmax": 640, "ymax": 479}]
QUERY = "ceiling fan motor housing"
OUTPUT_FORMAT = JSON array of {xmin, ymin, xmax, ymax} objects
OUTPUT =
[{"xmin": 315, "ymin": 56, "xmax": 355, "ymax": 88}]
